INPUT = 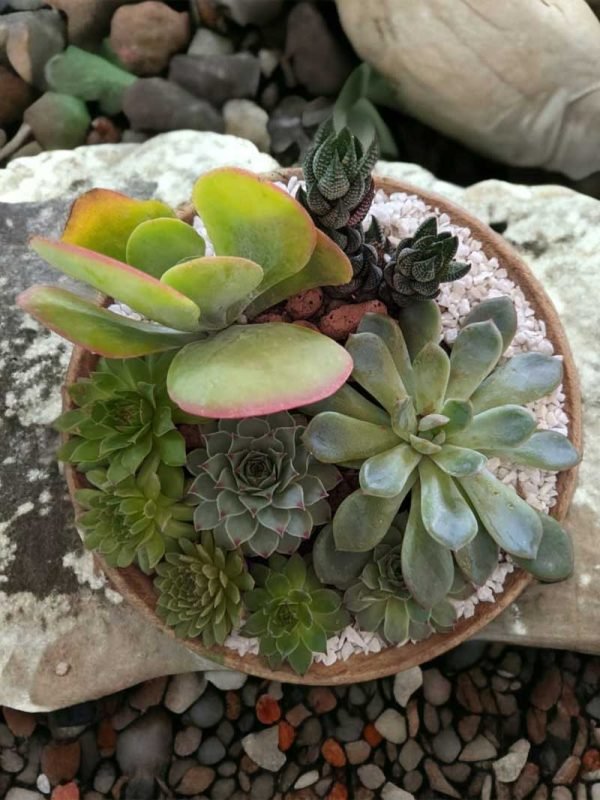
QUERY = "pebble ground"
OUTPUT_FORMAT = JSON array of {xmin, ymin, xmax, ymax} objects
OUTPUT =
[{"xmin": 2, "ymin": 642, "xmax": 600, "ymax": 800}]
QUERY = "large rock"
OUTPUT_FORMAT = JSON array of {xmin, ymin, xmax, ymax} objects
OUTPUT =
[
  {"xmin": 0, "ymin": 131, "xmax": 596, "ymax": 710},
  {"xmin": 337, "ymin": 0, "xmax": 600, "ymax": 180}
]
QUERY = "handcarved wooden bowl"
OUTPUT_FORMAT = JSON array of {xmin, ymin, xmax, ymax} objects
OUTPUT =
[{"xmin": 63, "ymin": 172, "xmax": 582, "ymax": 684}]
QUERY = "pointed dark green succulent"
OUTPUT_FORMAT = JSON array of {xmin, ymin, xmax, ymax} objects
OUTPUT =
[
  {"xmin": 243, "ymin": 554, "xmax": 349, "ymax": 674},
  {"xmin": 188, "ymin": 413, "xmax": 340, "ymax": 558},
  {"xmin": 324, "ymin": 223, "xmax": 382, "ymax": 301},
  {"xmin": 300, "ymin": 119, "xmax": 379, "ymax": 231},
  {"xmin": 381, "ymin": 217, "xmax": 471, "ymax": 308},
  {"xmin": 154, "ymin": 532, "xmax": 254, "ymax": 645},
  {"xmin": 56, "ymin": 354, "xmax": 195, "ymax": 484},
  {"xmin": 75, "ymin": 454, "xmax": 195, "ymax": 571},
  {"xmin": 303, "ymin": 297, "xmax": 580, "ymax": 604}
]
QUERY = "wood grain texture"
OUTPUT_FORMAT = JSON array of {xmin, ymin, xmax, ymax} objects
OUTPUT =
[{"xmin": 63, "ymin": 171, "xmax": 582, "ymax": 684}]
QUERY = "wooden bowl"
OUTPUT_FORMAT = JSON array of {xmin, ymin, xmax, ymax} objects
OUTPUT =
[{"xmin": 63, "ymin": 171, "xmax": 582, "ymax": 684}]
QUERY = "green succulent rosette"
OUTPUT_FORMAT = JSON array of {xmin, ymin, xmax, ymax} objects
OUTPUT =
[
  {"xmin": 188, "ymin": 412, "xmax": 340, "ymax": 558},
  {"xmin": 380, "ymin": 217, "xmax": 471, "ymax": 308},
  {"xmin": 154, "ymin": 532, "xmax": 254, "ymax": 645},
  {"xmin": 75, "ymin": 454, "xmax": 195, "ymax": 571},
  {"xmin": 56, "ymin": 353, "xmax": 195, "ymax": 483},
  {"xmin": 243, "ymin": 553, "xmax": 349, "ymax": 675},
  {"xmin": 304, "ymin": 298, "xmax": 580, "ymax": 608}
]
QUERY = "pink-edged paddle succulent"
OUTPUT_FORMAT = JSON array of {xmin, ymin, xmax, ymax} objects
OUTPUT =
[{"xmin": 17, "ymin": 168, "xmax": 354, "ymax": 419}]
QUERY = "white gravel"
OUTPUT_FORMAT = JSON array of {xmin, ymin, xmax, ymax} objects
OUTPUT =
[{"xmin": 224, "ymin": 183, "xmax": 571, "ymax": 664}]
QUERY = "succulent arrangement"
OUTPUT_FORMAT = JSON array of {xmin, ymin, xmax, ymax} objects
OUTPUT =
[{"xmin": 18, "ymin": 120, "xmax": 580, "ymax": 675}]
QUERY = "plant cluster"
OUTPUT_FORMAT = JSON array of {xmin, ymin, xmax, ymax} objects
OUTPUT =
[{"xmin": 19, "ymin": 123, "xmax": 580, "ymax": 676}]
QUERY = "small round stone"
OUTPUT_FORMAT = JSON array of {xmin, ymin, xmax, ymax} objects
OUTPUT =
[
  {"xmin": 423, "ymin": 669, "xmax": 452, "ymax": 706},
  {"xmin": 375, "ymin": 709, "xmax": 407, "ymax": 744},
  {"xmin": 198, "ymin": 736, "xmax": 226, "ymax": 766},
  {"xmin": 358, "ymin": 764, "xmax": 386, "ymax": 790}
]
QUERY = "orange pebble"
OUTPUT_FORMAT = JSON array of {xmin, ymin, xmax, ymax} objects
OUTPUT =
[
  {"xmin": 278, "ymin": 720, "xmax": 296, "ymax": 752},
  {"xmin": 225, "ymin": 691, "xmax": 241, "ymax": 721},
  {"xmin": 327, "ymin": 782, "xmax": 348, "ymax": 800},
  {"xmin": 321, "ymin": 737, "xmax": 346, "ymax": 767},
  {"xmin": 256, "ymin": 694, "xmax": 281, "ymax": 725},
  {"xmin": 97, "ymin": 718, "xmax": 117, "ymax": 756},
  {"xmin": 583, "ymin": 748, "xmax": 600, "ymax": 772},
  {"xmin": 51, "ymin": 783, "xmax": 79, "ymax": 800},
  {"xmin": 363, "ymin": 722, "xmax": 383, "ymax": 747}
]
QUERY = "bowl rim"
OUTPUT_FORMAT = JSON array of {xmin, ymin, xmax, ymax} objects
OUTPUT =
[{"xmin": 62, "ymin": 170, "xmax": 583, "ymax": 684}]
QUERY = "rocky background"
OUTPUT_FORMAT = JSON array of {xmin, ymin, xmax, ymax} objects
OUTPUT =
[
  {"xmin": 3, "ymin": 645, "xmax": 600, "ymax": 800},
  {"xmin": 3, "ymin": 0, "xmax": 600, "ymax": 197}
]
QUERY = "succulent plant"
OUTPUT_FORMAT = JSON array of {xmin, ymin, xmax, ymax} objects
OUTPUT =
[
  {"xmin": 323, "ymin": 223, "xmax": 382, "ymax": 301},
  {"xmin": 303, "ymin": 297, "xmax": 580, "ymax": 604},
  {"xmin": 18, "ymin": 168, "xmax": 355, "ymax": 419},
  {"xmin": 154, "ymin": 532, "xmax": 254, "ymax": 645},
  {"xmin": 55, "ymin": 353, "xmax": 196, "ymax": 484},
  {"xmin": 75, "ymin": 454, "xmax": 195, "ymax": 572},
  {"xmin": 243, "ymin": 553, "xmax": 349, "ymax": 674},
  {"xmin": 380, "ymin": 217, "xmax": 471, "ymax": 308},
  {"xmin": 188, "ymin": 413, "xmax": 340, "ymax": 557}
]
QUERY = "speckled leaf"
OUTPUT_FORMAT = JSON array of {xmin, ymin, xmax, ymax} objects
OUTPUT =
[
  {"xmin": 412, "ymin": 342, "xmax": 450, "ymax": 415},
  {"xmin": 161, "ymin": 256, "xmax": 263, "ymax": 329},
  {"xmin": 126, "ymin": 218, "xmax": 206, "ymax": 278},
  {"xmin": 397, "ymin": 299, "xmax": 442, "ymax": 359},
  {"xmin": 481, "ymin": 430, "xmax": 580, "ymax": 471},
  {"xmin": 359, "ymin": 443, "xmax": 421, "ymax": 498},
  {"xmin": 455, "ymin": 525, "xmax": 499, "ymax": 586},
  {"xmin": 17, "ymin": 286, "xmax": 196, "ymax": 357},
  {"xmin": 451, "ymin": 405, "xmax": 537, "ymax": 450},
  {"xmin": 346, "ymin": 332, "xmax": 407, "ymax": 414},
  {"xmin": 333, "ymin": 474, "xmax": 416, "ymax": 552},
  {"xmin": 419, "ymin": 458, "xmax": 478, "ymax": 549},
  {"xmin": 193, "ymin": 167, "xmax": 316, "ymax": 293},
  {"xmin": 358, "ymin": 313, "xmax": 414, "ymax": 394},
  {"xmin": 246, "ymin": 229, "xmax": 352, "ymax": 316},
  {"xmin": 62, "ymin": 188, "xmax": 174, "ymax": 261},
  {"xmin": 446, "ymin": 321, "xmax": 503, "ymax": 401},
  {"xmin": 167, "ymin": 323, "xmax": 353, "ymax": 418},
  {"xmin": 300, "ymin": 384, "xmax": 389, "ymax": 426},
  {"xmin": 470, "ymin": 353, "xmax": 563, "ymax": 413},
  {"xmin": 431, "ymin": 444, "xmax": 487, "ymax": 477},
  {"xmin": 402, "ymin": 484, "xmax": 454, "ymax": 609},
  {"xmin": 313, "ymin": 525, "xmax": 370, "ymax": 588},
  {"xmin": 304, "ymin": 412, "xmax": 399, "ymax": 463},
  {"xmin": 462, "ymin": 296, "xmax": 517, "ymax": 351},
  {"xmin": 513, "ymin": 512, "xmax": 574, "ymax": 582},
  {"xmin": 30, "ymin": 237, "xmax": 201, "ymax": 332},
  {"xmin": 459, "ymin": 469, "xmax": 543, "ymax": 559}
]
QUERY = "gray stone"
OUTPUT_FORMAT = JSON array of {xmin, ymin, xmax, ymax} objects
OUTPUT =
[
  {"xmin": 93, "ymin": 761, "xmax": 116, "ymax": 794},
  {"xmin": 423, "ymin": 668, "xmax": 452, "ymax": 705},
  {"xmin": 197, "ymin": 736, "xmax": 226, "ymax": 766},
  {"xmin": 423, "ymin": 759, "xmax": 460, "ymax": 799},
  {"xmin": 6, "ymin": 790, "xmax": 44, "ymax": 800},
  {"xmin": 335, "ymin": 708, "xmax": 364, "ymax": 742},
  {"xmin": 220, "ymin": 0, "xmax": 283, "ymax": 26},
  {"xmin": 224, "ymin": 99, "xmax": 271, "ymax": 152},
  {"xmin": 586, "ymin": 697, "xmax": 600, "ymax": 720},
  {"xmin": 399, "ymin": 739, "xmax": 424, "ymax": 772},
  {"xmin": 0, "ymin": 9, "xmax": 65, "ymax": 89},
  {"xmin": 165, "ymin": 673, "xmax": 207, "ymax": 714},
  {"xmin": 375, "ymin": 709, "xmax": 407, "ymax": 744},
  {"xmin": 493, "ymin": 739, "xmax": 531, "ymax": 783},
  {"xmin": 432, "ymin": 728, "xmax": 461, "ymax": 764},
  {"xmin": 241, "ymin": 726, "xmax": 286, "ymax": 772},
  {"xmin": 174, "ymin": 726, "xmax": 202, "ymax": 758},
  {"xmin": 382, "ymin": 784, "xmax": 415, "ymax": 800},
  {"xmin": 123, "ymin": 78, "xmax": 224, "ymax": 134},
  {"xmin": 345, "ymin": 740, "xmax": 371, "ymax": 765},
  {"xmin": 460, "ymin": 734, "xmax": 498, "ymax": 762},
  {"xmin": 249, "ymin": 772, "xmax": 274, "ymax": 800},
  {"xmin": 205, "ymin": 669, "xmax": 247, "ymax": 691},
  {"xmin": 393, "ymin": 667, "xmax": 423, "ymax": 707},
  {"xmin": 188, "ymin": 28, "xmax": 234, "ymax": 57},
  {"xmin": 358, "ymin": 764, "xmax": 386, "ymax": 790},
  {"xmin": 212, "ymin": 777, "xmax": 236, "ymax": 800},
  {"xmin": 188, "ymin": 689, "xmax": 224, "ymax": 729},
  {"xmin": 295, "ymin": 770, "xmax": 319, "ymax": 789},
  {"xmin": 1, "ymin": 749, "xmax": 24, "ymax": 772},
  {"xmin": 116, "ymin": 708, "xmax": 172, "ymax": 779},
  {"xmin": 169, "ymin": 54, "xmax": 260, "ymax": 107}
]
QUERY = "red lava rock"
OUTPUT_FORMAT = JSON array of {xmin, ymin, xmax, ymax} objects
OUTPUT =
[
  {"xmin": 526, "ymin": 707, "xmax": 547, "ymax": 745},
  {"xmin": 363, "ymin": 722, "xmax": 383, "ymax": 748},
  {"xmin": 253, "ymin": 311, "xmax": 286, "ymax": 323},
  {"xmin": 582, "ymin": 748, "xmax": 600, "ymax": 772},
  {"xmin": 285, "ymin": 288, "xmax": 324, "ymax": 320},
  {"xmin": 178, "ymin": 765, "xmax": 215, "ymax": 795},
  {"xmin": 51, "ymin": 783, "xmax": 79, "ymax": 800},
  {"xmin": 318, "ymin": 300, "xmax": 388, "ymax": 341},
  {"xmin": 225, "ymin": 691, "xmax": 241, "ymax": 721},
  {"xmin": 278, "ymin": 720, "xmax": 296, "ymax": 752},
  {"xmin": 41, "ymin": 741, "xmax": 81, "ymax": 786},
  {"xmin": 456, "ymin": 673, "xmax": 483, "ymax": 714},
  {"xmin": 321, "ymin": 738, "xmax": 346, "ymax": 767},
  {"xmin": 2, "ymin": 706, "xmax": 36, "ymax": 737},
  {"xmin": 407, "ymin": 698, "xmax": 420, "ymax": 739},
  {"xmin": 86, "ymin": 116, "xmax": 121, "ymax": 145},
  {"xmin": 110, "ymin": 1, "xmax": 190, "ymax": 75},
  {"xmin": 531, "ymin": 666, "xmax": 562, "ymax": 711},
  {"xmin": 256, "ymin": 694, "xmax": 281, "ymax": 725},
  {"xmin": 96, "ymin": 718, "xmax": 117, "ymax": 757},
  {"xmin": 307, "ymin": 687, "xmax": 337, "ymax": 714},
  {"xmin": 552, "ymin": 755, "xmax": 581, "ymax": 785},
  {"xmin": 326, "ymin": 783, "xmax": 348, "ymax": 800},
  {"xmin": 292, "ymin": 320, "xmax": 319, "ymax": 331},
  {"xmin": 129, "ymin": 675, "xmax": 167, "ymax": 711}
]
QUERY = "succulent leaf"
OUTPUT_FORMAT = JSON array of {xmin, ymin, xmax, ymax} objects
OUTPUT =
[
  {"xmin": 30, "ymin": 237, "xmax": 201, "ymax": 332},
  {"xmin": 512, "ymin": 512, "xmax": 574, "ymax": 582},
  {"xmin": 481, "ymin": 429, "xmax": 581, "ymax": 471},
  {"xmin": 412, "ymin": 343, "xmax": 450, "ymax": 415},
  {"xmin": 17, "ymin": 286, "xmax": 196, "ymax": 357},
  {"xmin": 125, "ymin": 218, "xmax": 206, "ymax": 278},
  {"xmin": 440, "ymin": 399, "xmax": 473, "ymax": 436},
  {"xmin": 161, "ymin": 256, "xmax": 264, "ymax": 329},
  {"xmin": 461, "ymin": 297, "xmax": 518, "ymax": 352},
  {"xmin": 312, "ymin": 524, "xmax": 371, "ymax": 589},
  {"xmin": 450, "ymin": 405, "xmax": 537, "ymax": 450},
  {"xmin": 304, "ymin": 412, "xmax": 399, "ymax": 464},
  {"xmin": 168, "ymin": 324, "xmax": 353, "ymax": 418},
  {"xmin": 397, "ymin": 300, "xmax": 442, "ymax": 360},
  {"xmin": 418, "ymin": 458, "xmax": 478, "ymax": 549},
  {"xmin": 300, "ymin": 384, "xmax": 389, "ymax": 427},
  {"xmin": 446, "ymin": 321, "xmax": 503, "ymax": 401},
  {"xmin": 470, "ymin": 352, "xmax": 563, "ymax": 413},
  {"xmin": 455, "ymin": 525, "xmax": 500, "ymax": 586},
  {"xmin": 61, "ymin": 188, "xmax": 174, "ymax": 262},
  {"xmin": 430, "ymin": 444, "xmax": 487, "ymax": 477},
  {"xmin": 358, "ymin": 312, "xmax": 414, "ymax": 395},
  {"xmin": 346, "ymin": 332, "xmax": 407, "ymax": 413},
  {"xmin": 193, "ymin": 167, "xmax": 316, "ymax": 294},
  {"xmin": 359, "ymin": 444, "xmax": 421, "ymax": 498}
]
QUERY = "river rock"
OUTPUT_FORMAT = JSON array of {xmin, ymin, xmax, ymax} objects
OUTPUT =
[
  {"xmin": 46, "ymin": 0, "xmax": 137, "ymax": 47},
  {"xmin": 338, "ymin": 0, "xmax": 600, "ymax": 179},
  {"xmin": 224, "ymin": 99, "xmax": 270, "ymax": 152},
  {"xmin": 0, "ymin": 9, "xmax": 65, "ymax": 88},
  {"xmin": 169, "ymin": 53, "xmax": 261, "ymax": 107},
  {"xmin": 0, "ymin": 65, "xmax": 35, "ymax": 128},
  {"xmin": 123, "ymin": 78, "xmax": 223, "ymax": 134},
  {"xmin": 393, "ymin": 667, "xmax": 423, "ymax": 707}
]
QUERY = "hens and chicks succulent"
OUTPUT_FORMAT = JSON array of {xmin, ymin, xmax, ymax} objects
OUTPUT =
[{"xmin": 19, "ymin": 122, "xmax": 580, "ymax": 675}]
